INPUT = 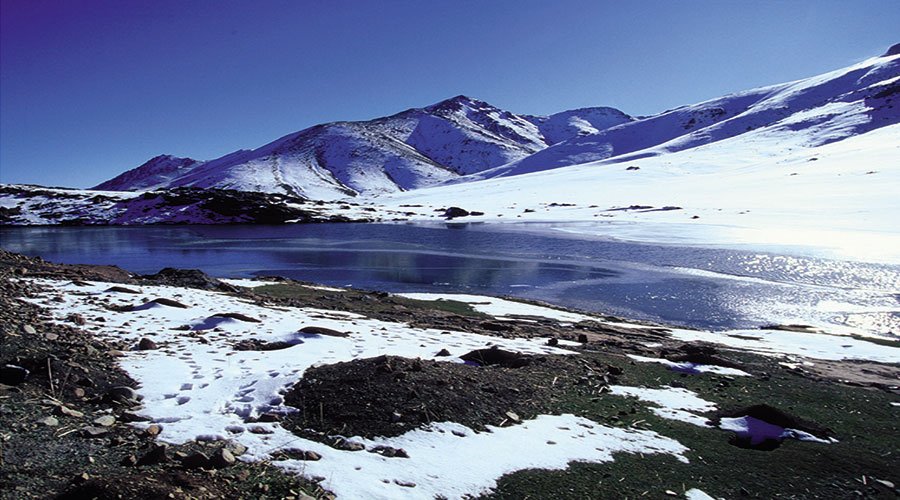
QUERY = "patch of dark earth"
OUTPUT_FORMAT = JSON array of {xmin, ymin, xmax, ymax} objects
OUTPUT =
[{"xmin": 282, "ymin": 353, "xmax": 619, "ymax": 441}]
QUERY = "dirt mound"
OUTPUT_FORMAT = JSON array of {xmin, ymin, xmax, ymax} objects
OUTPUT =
[
  {"xmin": 459, "ymin": 346, "xmax": 532, "ymax": 367},
  {"xmin": 283, "ymin": 354, "xmax": 615, "ymax": 441}
]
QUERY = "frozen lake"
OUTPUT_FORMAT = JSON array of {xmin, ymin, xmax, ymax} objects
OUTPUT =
[{"xmin": 2, "ymin": 223, "xmax": 898, "ymax": 336}]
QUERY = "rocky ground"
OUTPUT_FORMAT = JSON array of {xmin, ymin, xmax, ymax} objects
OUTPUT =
[
  {"xmin": 0, "ymin": 251, "xmax": 326, "ymax": 499},
  {"xmin": 1, "ymin": 250, "xmax": 898, "ymax": 499}
]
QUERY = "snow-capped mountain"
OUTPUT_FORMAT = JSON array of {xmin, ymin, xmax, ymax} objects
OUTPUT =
[
  {"xmin": 94, "ymin": 155, "xmax": 200, "ymax": 191},
  {"xmin": 94, "ymin": 96, "xmax": 631, "ymax": 199},
  {"xmin": 472, "ymin": 49, "xmax": 899, "ymax": 179},
  {"xmin": 366, "ymin": 50, "xmax": 900, "ymax": 264}
]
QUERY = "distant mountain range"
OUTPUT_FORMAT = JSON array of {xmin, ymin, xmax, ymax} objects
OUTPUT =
[
  {"xmin": 2, "ymin": 45, "xmax": 898, "ymax": 232},
  {"xmin": 93, "ymin": 98, "xmax": 633, "ymax": 199},
  {"xmin": 91, "ymin": 45, "xmax": 899, "ymax": 201}
]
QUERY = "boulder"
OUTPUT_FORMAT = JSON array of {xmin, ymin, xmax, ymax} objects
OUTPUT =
[
  {"xmin": 0, "ymin": 364, "xmax": 29, "ymax": 386},
  {"xmin": 443, "ymin": 207, "xmax": 469, "ymax": 219}
]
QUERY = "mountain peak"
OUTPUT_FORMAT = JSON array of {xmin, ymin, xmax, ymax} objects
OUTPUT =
[
  {"xmin": 883, "ymin": 43, "xmax": 900, "ymax": 57},
  {"xmin": 425, "ymin": 95, "xmax": 492, "ymax": 113},
  {"xmin": 141, "ymin": 154, "xmax": 197, "ymax": 166}
]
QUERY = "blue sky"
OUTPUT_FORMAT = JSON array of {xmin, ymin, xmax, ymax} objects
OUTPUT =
[{"xmin": 1, "ymin": 0, "xmax": 898, "ymax": 187}]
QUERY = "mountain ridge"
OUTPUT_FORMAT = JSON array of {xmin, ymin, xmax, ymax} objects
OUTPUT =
[
  {"xmin": 91, "ymin": 48, "xmax": 899, "ymax": 201},
  {"xmin": 93, "ymin": 96, "xmax": 632, "ymax": 199}
]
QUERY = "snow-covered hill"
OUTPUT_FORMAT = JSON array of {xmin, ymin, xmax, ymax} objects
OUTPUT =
[
  {"xmin": 362, "ymin": 50, "xmax": 900, "ymax": 263},
  {"xmin": 93, "ymin": 155, "xmax": 201, "ymax": 191},
  {"xmin": 0, "ymin": 185, "xmax": 377, "ymax": 225},
  {"xmin": 94, "ymin": 96, "xmax": 632, "ymax": 199},
  {"xmin": 472, "ymin": 50, "xmax": 899, "ymax": 179}
]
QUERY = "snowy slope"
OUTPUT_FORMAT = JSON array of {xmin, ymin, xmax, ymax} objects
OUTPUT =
[
  {"xmin": 475, "ymin": 52, "xmax": 899, "ymax": 179},
  {"xmin": 0, "ymin": 185, "xmax": 376, "ymax": 225},
  {"xmin": 94, "ymin": 96, "xmax": 630, "ymax": 199},
  {"xmin": 524, "ymin": 107, "xmax": 634, "ymax": 144},
  {"xmin": 370, "ymin": 118, "xmax": 900, "ymax": 264},
  {"xmin": 94, "ymin": 155, "xmax": 201, "ymax": 191}
]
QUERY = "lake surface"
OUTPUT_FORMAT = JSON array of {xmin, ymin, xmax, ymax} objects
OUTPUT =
[{"xmin": 2, "ymin": 223, "xmax": 898, "ymax": 335}]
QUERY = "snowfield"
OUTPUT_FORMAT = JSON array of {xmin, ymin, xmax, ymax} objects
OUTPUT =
[
  {"xmin": 372, "ymin": 120, "xmax": 900, "ymax": 264},
  {"xmin": 23, "ymin": 278, "xmax": 692, "ymax": 499},
  {"xmin": 21, "ymin": 277, "xmax": 896, "ymax": 498},
  {"xmin": 17, "ymin": 273, "xmax": 894, "ymax": 498}
]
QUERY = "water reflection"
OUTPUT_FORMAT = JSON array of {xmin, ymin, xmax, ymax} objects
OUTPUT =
[{"xmin": 1, "ymin": 223, "xmax": 898, "ymax": 335}]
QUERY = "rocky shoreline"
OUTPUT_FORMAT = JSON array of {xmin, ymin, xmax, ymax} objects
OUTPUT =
[{"xmin": 1, "ymin": 250, "xmax": 898, "ymax": 499}]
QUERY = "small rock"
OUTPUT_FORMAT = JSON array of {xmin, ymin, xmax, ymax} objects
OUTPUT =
[
  {"xmin": 299, "ymin": 326, "xmax": 348, "ymax": 337},
  {"xmin": 505, "ymin": 411, "xmax": 520, "ymax": 423},
  {"xmin": 137, "ymin": 338, "xmax": 158, "ymax": 350},
  {"xmin": 137, "ymin": 443, "xmax": 169, "ymax": 466},
  {"xmin": 303, "ymin": 451, "xmax": 322, "ymax": 461},
  {"xmin": 45, "ymin": 333, "xmax": 59, "ymax": 341},
  {"xmin": 121, "ymin": 410, "xmax": 149, "ymax": 422},
  {"xmin": 225, "ymin": 441, "xmax": 247, "ymax": 456},
  {"xmin": 435, "ymin": 348, "xmax": 451, "ymax": 357},
  {"xmin": 145, "ymin": 424, "xmax": 162, "ymax": 436},
  {"xmin": 394, "ymin": 480, "xmax": 416, "ymax": 488},
  {"xmin": 73, "ymin": 472, "xmax": 90, "ymax": 484},
  {"xmin": 82, "ymin": 426, "xmax": 110, "ymax": 438},
  {"xmin": 22, "ymin": 324, "xmax": 37, "ymax": 335},
  {"xmin": 547, "ymin": 338, "xmax": 559, "ymax": 346},
  {"xmin": 56, "ymin": 406, "xmax": 85, "ymax": 418},
  {"xmin": 443, "ymin": 206, "xmax": 469, "ymax": 218},
  {"xmin": 371, "ymin": 446, "xmax": 408, "ymax": 458},
  {"xmin": 143, "ymin": 297, "xmax": 189, "ymax": 309},
  {"xmin": 37, "ymin": 416, "xmax": 59, "ymax": 427},
  {"xmin": 210, "ymin": 448, "xmax": 236, "ymax": 468},
  {"xmin": 333, "ymin": 438, "xmax": 365, "ymax": 451},
  {"xmin": 181, "ymin": 451, "xmax": 210, "ymax": 470},
  {"xmin": 390, "ymin": 412, "xmax": 403, "ymax": 423},
  {"xmin": 0, "ymin": 365, "xmax": 29, "ymax": 386},
  {"xmin": 577, "ymin": 333, "xmax": 588, "ymax": 343},
  {"xmin": 108, "ymin": 350, "xmax": 125, "ymax": 357},
  {"xmin": 93, "ymin": 415, "xmax": 116, "ymax": 427},
  {"xmin": 67, "ymin": 314, "xmax": 86, "ymax": 325},
  {"xmin": 121, "ymin": 454, "xmax": 138, "ymax": 467},
  {"xmin": 107, "ymin": 385, "xmax": 139, "ymax": 402}
]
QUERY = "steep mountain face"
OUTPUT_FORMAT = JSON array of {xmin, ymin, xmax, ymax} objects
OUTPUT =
[
  {"xmin": 475, "ymin": 52, "xmax": 900, "ymax": 179},
  {"xmin": 94, "ymin": 96, "xmax": 631, "ymax": 199},
  {"xmin": 95, "ymin": 155, "xmax": 200, "ymax": 191}
]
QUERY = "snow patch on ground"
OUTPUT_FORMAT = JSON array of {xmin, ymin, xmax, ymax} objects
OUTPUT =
[
  {"xmin": 685, "ymin": 488, "xmax": 719, "ymax": 500},
  {"xmin": 718, "ymin": 416, "xmax": 836, "ymax": 445},
  {"xmin": 396, "ymin": 292, "xmax": 608, "ymax": 325},
  {"xmin": 669, "ymin": 328, "xmax": 900, "ymax": 363},
  {"xmin": 608, "ymin": 385, "xmax": 717, "ymax": 427},
  {"xmin": 218, "ymin": 278, "xmax": 276, "ymax": 288},
  {"xmin": 626, "ymin": 354, "xmax": 751, "ymax": 376},
  {"xmin": 24, "ymin": 278, "xmax": 690, "ymax": 499}
]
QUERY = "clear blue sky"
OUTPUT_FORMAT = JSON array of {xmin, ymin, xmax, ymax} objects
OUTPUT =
[{"xmin": 1, "ymin": 0, "xmax": 898, "ymax": 188}]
